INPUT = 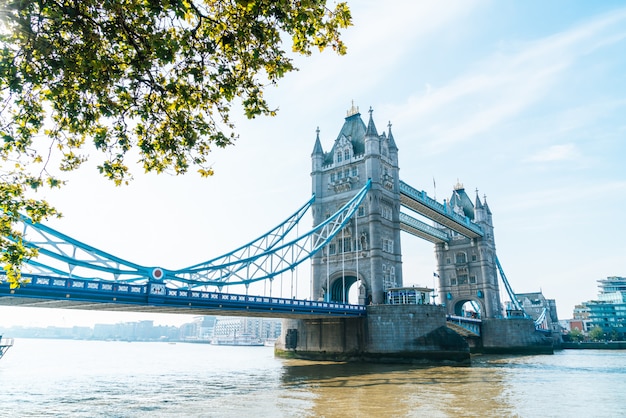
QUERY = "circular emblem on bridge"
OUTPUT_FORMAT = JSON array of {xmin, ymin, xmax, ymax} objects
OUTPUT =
[{"xmin": 151, "ymin": 268, "xmax": 164, "ymax": 280}]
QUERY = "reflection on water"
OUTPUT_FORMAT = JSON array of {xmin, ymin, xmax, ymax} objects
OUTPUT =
[
  {"xmin": 281, "ymin": 359, "xmax": 515, "ymax": 417},
  {"xmin": 0, "ymin": 339, "xmax": 624, "ymax": 417}
]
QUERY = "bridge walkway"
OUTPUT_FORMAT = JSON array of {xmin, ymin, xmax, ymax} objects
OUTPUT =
[
  {"xmin": 0, "ymin": 276, "xmax": 366, "ymax": 320},
  {"xmin": 399, "ymin": 180, "xmax": 483, "ymax": 239},
  {"xmin": 446, "ymin": 315, "xmax": 482, "ymax": 337}
]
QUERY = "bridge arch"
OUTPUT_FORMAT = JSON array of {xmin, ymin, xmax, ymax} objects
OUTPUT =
[
  {"xmin": 452, "ymin": 298, "xmax": 483, "ymax": 319},
  {"xmin": 327, "ymin": 272, "xmax": 368, "ymax": 304},
  {"xmin": 330, "ymin": 275, "xmax": 356, "ymax": 303}
]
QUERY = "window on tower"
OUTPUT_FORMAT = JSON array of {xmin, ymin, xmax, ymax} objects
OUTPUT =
[
  {"xmin": 344, "ymin": 149, "xmax": 350, "ymax": 161},
  {"xmin": 342, "ymin": 237, "xmax": 352, "ymax": 253},
  {"xmin": 381, "ymin": 205, "xmax": 392, "ymax": 220}
]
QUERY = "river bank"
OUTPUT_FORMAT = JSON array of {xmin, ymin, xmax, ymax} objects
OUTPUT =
[{"xmin": 561, "ymin": 341, "xmax": 626, "ymax": 350}]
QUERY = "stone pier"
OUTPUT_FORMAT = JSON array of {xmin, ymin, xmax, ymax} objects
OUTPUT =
[
  {"xmin": 479, "ymin": 318, "xmax": 554, "ymax": 354},
  {"xmin": 275, "ymin": 304, "xmax": 471, "ymax": 365}
]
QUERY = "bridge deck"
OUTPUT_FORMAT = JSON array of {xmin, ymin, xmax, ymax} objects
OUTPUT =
[
  {"xmin": 446, "ymin": 315, "xmax": 482, "ymax": 336},
  {"xmin": 0, "ymin": 277, "xmax": 366, "ymax": 319},
  {"xmin": 399, "ymin": 212, "xmax": 449, "ymax": 243}
]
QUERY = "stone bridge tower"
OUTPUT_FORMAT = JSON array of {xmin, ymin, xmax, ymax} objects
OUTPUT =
[
  {"xmin": 310, "ymin": 105, "xmax": 402, "ymax": 305},
  {"xmin": 435, "ymin": 183, "xmax": 503, "ymax": 319}
]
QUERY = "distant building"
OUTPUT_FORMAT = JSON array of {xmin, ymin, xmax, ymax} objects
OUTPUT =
[
  {"xmin": 575, "ymin": 276, "xmax": 626, "ymax": 339},
  {"xmin": 212, "ymin": 317, "xmax": 282, "ymax": 344},
  {"xmin": 196, "ymin": 316, "xmax": 217, "ymax": 340},
  {"xmin": 598, "ymin": 276, "xmax": 626, "ymax": 293},
  {"xmin": 516, "ymin": 291, "xmax": 560, "ymax": 334},
  {"xmin": 569, "ymin": 304, "xmax": 592, "ymax": 333},
  {"xmin": 93, "ymin": 320, "xmax": 179, "ymax": 341},
  {"xmin": 179, "ymin": 316, "xmax": 217, "ymax": 341}
]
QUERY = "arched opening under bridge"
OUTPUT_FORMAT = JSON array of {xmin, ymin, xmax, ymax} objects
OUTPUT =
[
  {"xmin": 454, "ymin": 299, "xmax": 483, "ymax": 319},
  {"xmin": 329, "ymin": 275, "xmax": 361, "ymax": 304}
]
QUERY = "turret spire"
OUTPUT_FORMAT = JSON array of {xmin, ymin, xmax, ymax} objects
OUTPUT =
[
  {"xmin": 483, "ymin": 194, "xmax": 492, "ymax": 215},
  {"xmin": 475, "ymin": 188, "xmax": 483, "ymax": 209},
  {"xmin": 311, "ymin": 126, "xmax": 323, "ymax": 156},
  {"xmin": 387, "ymin": 120, "xmax": 398, "ymax": 151},
  {"xmin": 365, "ymin": 106, "xmax": 378, "ymax": 137}
]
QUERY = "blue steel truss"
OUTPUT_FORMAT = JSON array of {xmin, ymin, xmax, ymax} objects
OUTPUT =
[
  {"xmin": 171, "ymin": 179, "xmax": 371, "ymax": 288},
  {"xmin": 495, "ymin": 256, "xmax": 530, "ymax": 320},
  {"xmin": 7, "ymin": 180, "xmax": 371, "ymax": 290}
]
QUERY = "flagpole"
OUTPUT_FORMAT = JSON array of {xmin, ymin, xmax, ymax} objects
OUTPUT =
[{"xmin": 432, "ymin": 272, "xmax": 439, "ymax": 305}]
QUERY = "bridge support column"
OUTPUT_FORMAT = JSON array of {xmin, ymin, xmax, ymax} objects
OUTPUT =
[
  {"xmin": 275, "ymin": 317, "xmax": 365, "ymax": 362},
  {"xmin": 479, "ymin": 318, "xmax": 554, "ymax": 354},
  {"xmin": 275, "ymin": 304, "xmax": 470, "ymax": 364}
]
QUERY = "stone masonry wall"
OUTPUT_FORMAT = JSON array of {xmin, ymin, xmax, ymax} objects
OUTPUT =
[{"xmin": 481, "ymin": 318, "xmax": 553, "ymax": 354}]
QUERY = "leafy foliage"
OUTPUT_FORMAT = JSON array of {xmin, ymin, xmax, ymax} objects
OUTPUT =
[
  {"xmin": 567, "ymin": 328, "xmax": 583, "ymax": 342},
  {"xmin": 0, "ymin": 0, "xmax": 352, "ymax": 286},
  {"xmin": 588, "ymin": 326, "xmax": 605, "ymax": 341}
]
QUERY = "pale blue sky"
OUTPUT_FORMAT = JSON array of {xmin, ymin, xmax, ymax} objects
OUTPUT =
[{"xmin": 2, "ymin": 0, "xmax": 625, "ymax": 327}]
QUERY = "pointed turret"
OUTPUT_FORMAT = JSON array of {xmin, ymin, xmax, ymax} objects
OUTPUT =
[
  {"xmin": 311, "ymin": 126, "xmax": 325, "ymax": 179},
  {"xmin": 477, "ymin": 193, "xmax": 493, "ymax": 228},
  {"xmin": 365, "ymin": 106, "xmax": 378, "ymax": 137},
  {"xmin": 311, "ymin": 127, "xmax": 324, "ymax": 156},
  {"xmin": 475, "ymin": 189, "xmax": 483, "ymax": 209},
  {"xmin": 387, "ymin": 121, "xmax": 398, "ymax": 151},
  {"xmin": 364, "ymin": 106, "xmax": 380, "ymax": 156},
  {"xmin": 483, "ymin": 195, "xmax": 492, "ymax": 216},
  {"xmin": 474, "ymin": 189, "xmax": 484, "ymax": 222}
]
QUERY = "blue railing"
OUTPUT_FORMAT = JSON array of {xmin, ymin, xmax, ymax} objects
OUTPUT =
[
  {"xmin": 447, "ymin": 315, "xmax": 482, "ymax": 336},
  {"xmin": 1, "ymin": 275, "xmax": 367, "ymax": 317}
]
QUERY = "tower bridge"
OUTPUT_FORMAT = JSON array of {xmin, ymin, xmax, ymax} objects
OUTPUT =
[{"xmin": 0, "ymin": 104, "xmax": 558, "ymax": 363}]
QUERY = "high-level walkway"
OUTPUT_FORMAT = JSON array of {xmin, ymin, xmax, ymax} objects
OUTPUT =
[{"xmin": 399, "ymin": 180, "xmax": 484, "ymax": 241}]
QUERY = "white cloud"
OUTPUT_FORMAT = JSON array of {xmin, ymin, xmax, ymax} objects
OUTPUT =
[
  {"xmin": 281, "ymin": 0, "xmax": 485, "ymax": 101},
  {"xmin": 497, "ymin": 180, "xmax": 626, "ymax": 214},
  {"xmin": 526, "ymin": 144, "xmax": 581, "ymax": 163},
  {"xmin": 389, "ymin": 6, "xmax": 626, "ymax": 155}
]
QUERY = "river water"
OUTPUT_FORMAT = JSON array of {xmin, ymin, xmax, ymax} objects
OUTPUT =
[{"xmin": 0, "ymin": 338, "xmax": 624, "ymax": 417}]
